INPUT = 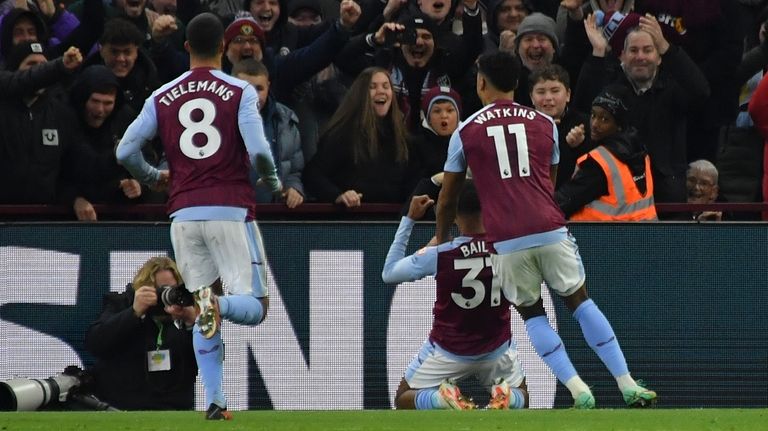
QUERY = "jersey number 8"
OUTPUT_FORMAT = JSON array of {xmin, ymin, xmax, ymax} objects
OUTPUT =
[{"xmin": 178, "ymin": 98, "xmax": 222, "ymax": 160}]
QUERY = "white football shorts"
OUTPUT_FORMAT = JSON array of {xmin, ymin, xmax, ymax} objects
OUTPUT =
[
  {"xmin": 491, "ymin": 234, "xmax": 586, "ymax": 307},
  {"xmin": 404, "ymin": 339, "xmax": 525, "ymax": 390},
  {"xmin": 170, "ymin": 220, "xmax": 268, "ymax": 297}
]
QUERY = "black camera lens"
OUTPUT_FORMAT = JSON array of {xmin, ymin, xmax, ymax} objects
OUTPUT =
[{"xmin": 158, "ymin": 285, "xmax": 193, "ymax": 308}]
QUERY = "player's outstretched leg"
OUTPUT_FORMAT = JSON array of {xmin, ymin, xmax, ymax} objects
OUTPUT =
[
  {"xmin": 572, "ymin": 298, "xmax": 656, "ymax": 407},
  {"xmin": 521, "ymin": 305, "xmax": 594, "ymax": 409},
  {"xmin": 193, "ymin": 322, "xmax": 227, "ymax": 419},
  {"xmin": 218, "ymin": 294, "xmax": 267, "ymax": 326}
]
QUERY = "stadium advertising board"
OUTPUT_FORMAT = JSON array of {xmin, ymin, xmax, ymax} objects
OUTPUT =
[{"xmin": 0, "ymin": 223, "xmax": 766, "ymax": 409}]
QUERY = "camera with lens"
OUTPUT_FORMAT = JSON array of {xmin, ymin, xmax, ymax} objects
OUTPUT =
[
  {"xmin": 384, "ymin": 24, "xmax": 418, "ymax": 46},
  {"xmin": 147, "ymin": 284, "xmax": 194, "ymax": 316},
  {"xmin": 0, "ymin": 366, "xmax": 115, "ymax": 411}
]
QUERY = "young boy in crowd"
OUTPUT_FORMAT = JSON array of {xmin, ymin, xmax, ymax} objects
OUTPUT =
[{"xmin": 232, "ymin": 58, "xmax": 306, "ymax": 208}]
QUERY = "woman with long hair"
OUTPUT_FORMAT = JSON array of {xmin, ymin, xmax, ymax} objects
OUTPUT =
[{"xmin": 304, "ymin": 67, "xmax": 418, "ymax": 207}]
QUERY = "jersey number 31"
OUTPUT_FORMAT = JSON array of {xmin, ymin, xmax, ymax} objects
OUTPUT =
[{"xmin": 452, "ymin": 257, "xmax": 502, "ymax": 309}]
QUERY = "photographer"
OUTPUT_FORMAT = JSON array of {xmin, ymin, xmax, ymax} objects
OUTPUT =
[
  {"xmin": 84, "ymin": 256, "xmax": 197, "ymax": 410},
  {"xmin": 335, "ymin": 9, "xmax": 477, "ymax": 132}
]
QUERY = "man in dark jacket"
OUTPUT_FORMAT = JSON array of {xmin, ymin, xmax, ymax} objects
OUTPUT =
[
  {"xmin": 1, "ymin": 0, "xmax": 104, "ymax": 67},
  {"xmin": 0, "ymin": 44, "xmax": 82, "ymax": 97},
  {"xmin": 232, "ymin": 58, "xmax": 306, "ymax": 208},
  {"xmin": 85, "ymin": 256, "xmax": 197, "ymax": 410},
  {"xmin": 67, "ymin": 64, "xmax": 165, "ymax": 220},
  {"xmin": 0, "ymin": 42, "xmax": 108, "ymax": 205},
  {"xmin": 575, "ymin": 12, "xmax": 709, "ymax": 209},
  {"xmin": 222, "ymin": 1, "xmax": 360, "ymax": 104}
]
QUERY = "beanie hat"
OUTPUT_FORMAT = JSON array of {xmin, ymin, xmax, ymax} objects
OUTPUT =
[
  {"xmin": 592, "ymin": 85, "xmax": 631, "ymax": 128},
  {"xmin": 6, "ymin": 41, "xmax": 44, "ymax": 71},
  {"xmin": 397, "ymin": 10, "xmax": 437, "ymax": 39},
  {"xmin": 421, "ymin": 85, "xmax": 462, "ymax": 131},
  {"xmin": 287, "ymin": 0, "xmax": 322, "ymax": 19},
  {"xmin": 601, "ymin": 11, "xmax": 641, "ymax": 55},
  {"xmin": 515, "ymin": 12, "xmax": 559, "ymax": 53},
  {"xmin": 224, "ymin": 15, "xmax": 265, "ymax": 50}
]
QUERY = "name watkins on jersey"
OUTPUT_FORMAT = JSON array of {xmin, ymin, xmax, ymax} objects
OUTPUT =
[
  {"xmin": 158, "ymin": 80, "xmax": 235, "ymax": 106},
  {"xmin": 472, "ymin": 106, "xmax": 537, "ymax": 124}
]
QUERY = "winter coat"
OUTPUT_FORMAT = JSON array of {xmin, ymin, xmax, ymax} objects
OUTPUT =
[
  {"xmin": 84, "ymin": 284, "xmax": 197, "ymax": 411},
  {"xmin": 574, "ymin": 45, "xmax": 710, "ymax": 203},
  {"xmin": 304, "ymin": 121, "xmax": 419, "ymax": 204},
  {"xmin": 67, "ymin": 65, "xmax": 148, "ymax": 204},
  {"xmin": 0, "ymin": 86, "xmax": 113, "ymax": 204},
  {"xmin": 253, "ymin": 95, "xmax": 305, "ymax": 202}
]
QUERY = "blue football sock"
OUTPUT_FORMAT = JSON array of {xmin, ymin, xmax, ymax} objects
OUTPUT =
[
  {"xmin": 509, "ymin": 387, "xmax": 526, "ymax": 409},
  {"xmin": 414, "ymin": 388, "xmax": 445, "ymax": 409},
  {"xmin": 193, "ymin": 327, "xmax": 226, "ymax": 408},
  {"xmin": 573, "ymin": 299, "xmax": 629, "ymax": 377},
  {"xmin": 219, "ymin": 295, "xmax": 264, "ymax": 325},
  {"xmin": 525, "ymin": 315, "xmax": 578, "ymax": 384}
]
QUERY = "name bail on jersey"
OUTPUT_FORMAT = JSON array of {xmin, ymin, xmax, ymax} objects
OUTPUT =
[
  {"xmin": 159, "ymin": 80, "xmax": 234, "ymax": 106},
  {"xmin": 473, "ymin": 107, "xmax": 536, "ymax": 125},
  {"xmin": 459, "ymin": 240, "xmax": 488, "ymax": 258}
]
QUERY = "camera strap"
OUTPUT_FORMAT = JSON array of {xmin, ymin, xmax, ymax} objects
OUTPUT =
[{"xmin": 153, "ymin": 319, "xmax": 165, "ymax": 350}]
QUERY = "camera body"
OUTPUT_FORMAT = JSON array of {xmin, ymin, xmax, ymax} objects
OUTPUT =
[
  {"xmin": 384, "ymin": 24, "xmax": 418, "ymax": 46},
  {"xmin": 147, "ymin": 284, "xmax": 194, "ymax": 316}
]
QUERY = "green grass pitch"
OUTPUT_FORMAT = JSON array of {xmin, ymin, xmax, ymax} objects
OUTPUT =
[{"xmin": 1, "ymin": 409, "xmax": 767, "ymax": 431}]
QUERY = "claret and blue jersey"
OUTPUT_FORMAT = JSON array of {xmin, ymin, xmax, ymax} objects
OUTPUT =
[
  {"xmin": 382, "ymin": 217, "xmax": 511, "ymax": 356},
  {"xmin": 444, "ymin": 99, "xmax": 569, "ymax": 253}
]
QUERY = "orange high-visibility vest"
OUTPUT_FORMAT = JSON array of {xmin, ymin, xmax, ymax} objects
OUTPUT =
[{"xmin": 570, "ymin": 146, "xmax": 658, "ymax": 221}]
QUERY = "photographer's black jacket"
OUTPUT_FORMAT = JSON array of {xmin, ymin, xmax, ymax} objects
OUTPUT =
[{"xmin": 84, "ymin": 284, "xmax": 197, "ymax": 410}]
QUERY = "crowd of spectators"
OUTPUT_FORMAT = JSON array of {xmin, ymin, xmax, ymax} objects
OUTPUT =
[{"xmin": 1, "ymin": 0, "xmax": 767, "ymax": 220}]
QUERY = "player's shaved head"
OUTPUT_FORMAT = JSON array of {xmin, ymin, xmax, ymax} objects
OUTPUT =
[{"xmin": 186, "ymin": 13, "xmax": 224, "ymax": 58}]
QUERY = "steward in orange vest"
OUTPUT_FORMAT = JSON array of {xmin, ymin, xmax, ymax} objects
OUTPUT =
[
  {"xmin": 570, "ymin": 141, "xmax": 657, "ymax": 221},
  {"xmin": 555, "ymin": 85, "xmax": 657, "ymax": 221}
]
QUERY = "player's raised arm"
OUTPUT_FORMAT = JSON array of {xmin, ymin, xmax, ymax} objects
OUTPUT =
[{"xmin": 382, "ymin": 195, "xmax": 437, "ymax": 284}]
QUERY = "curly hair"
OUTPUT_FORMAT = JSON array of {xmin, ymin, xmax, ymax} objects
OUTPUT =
[{"xmin": 131, "ymin": 256, "xmax": 183, "ymax": 290}]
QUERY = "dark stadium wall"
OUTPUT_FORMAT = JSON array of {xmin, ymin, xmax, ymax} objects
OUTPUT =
[{"xmin": 0, "ymin": 223, "xmax": 765, "ymax": 409}]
